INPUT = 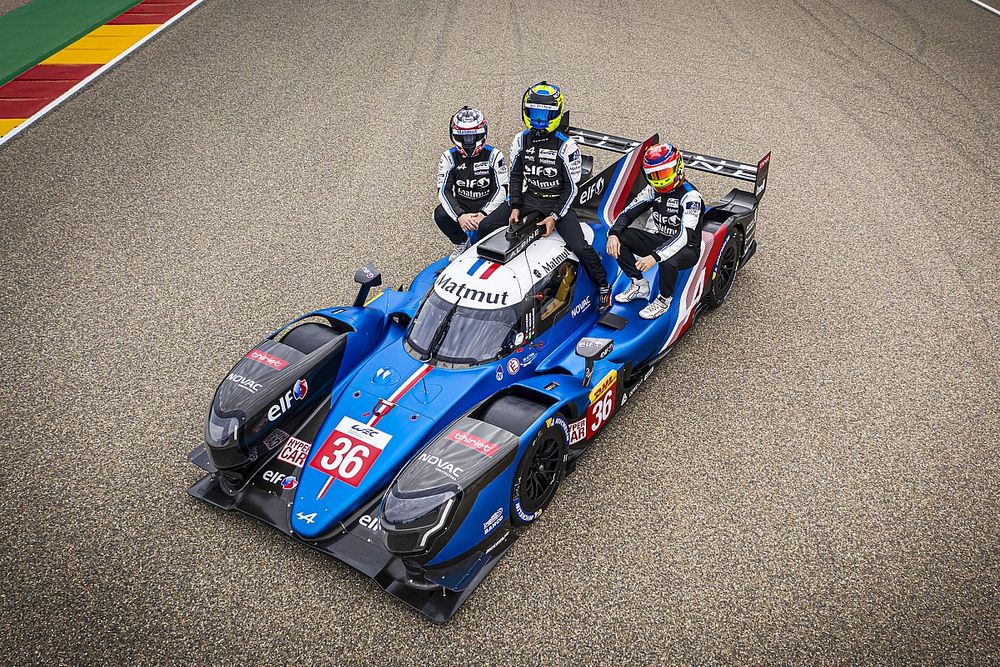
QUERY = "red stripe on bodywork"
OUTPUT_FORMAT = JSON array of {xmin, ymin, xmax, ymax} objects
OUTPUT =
[
  {"xmin": 368, "ymin": 364, "xmax": 433, "ymax": 427},
  {"xmin": 480, "ymin": 262, "xmax": 501, "ymax": 279},
  {"xmin": 700, "ymin": 223, "xmax": 727, "ymax": 295},
  {"xmin": 390, "ymin": 364, "xmax": 433, "ymax": 401},
  {"xmin": 601, "ymin": 135, "xmax": 658, "ymax": 225},
  {"xmin": 609, "ymin": 144, "xmax": 649, "ymax": 221}
]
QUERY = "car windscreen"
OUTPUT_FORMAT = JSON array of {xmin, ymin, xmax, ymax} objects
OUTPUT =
[{"xmin": 406, "ymin": 291, "xmax": 521, "ymax": 366}]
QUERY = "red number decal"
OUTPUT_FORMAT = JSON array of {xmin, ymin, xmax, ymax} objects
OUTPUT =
[
  {"xmin": 309, "ymin": 417, "xmax": 391, "ymax": 491},
  {"xmin": 586, "ymin": 370, "xmax": 618, "ymax": 438}
]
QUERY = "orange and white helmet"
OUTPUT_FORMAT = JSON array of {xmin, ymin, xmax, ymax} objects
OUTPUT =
[{"xmin": 642, "ymin": 143, "xmax": 684, "ymax": 193}]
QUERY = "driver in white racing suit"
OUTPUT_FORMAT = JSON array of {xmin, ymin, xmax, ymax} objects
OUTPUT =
[{"xmin": 434, "ymin": 106, "xmax": 508, "ymax": 260}]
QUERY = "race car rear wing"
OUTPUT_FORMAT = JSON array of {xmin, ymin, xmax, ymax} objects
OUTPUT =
[{"xmin": 568, "ymin": 125, "xmax": 771, "ymax": 202}]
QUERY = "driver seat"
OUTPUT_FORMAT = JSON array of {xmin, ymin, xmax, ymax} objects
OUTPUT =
[{"xmin": 540, "ymin": 264, "xmax": 576, "ymax": 320}]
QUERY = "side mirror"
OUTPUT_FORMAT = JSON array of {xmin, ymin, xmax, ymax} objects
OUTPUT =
[
  {"xmin": 575, "ymin": 337, "xmax": 613, "ymax": 387},
  {"xmin": 353, "ymin": 263, "xmax": 383, "ymax": 307}
]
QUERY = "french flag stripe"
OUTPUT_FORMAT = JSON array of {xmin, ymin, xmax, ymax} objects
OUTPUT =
[
  {"xmin": 467, "ymin": 258, "xmax": 486, "ymax": 276},
  {"xmin": 480, "ymin": 262, "xmax": 501, "ymax": 279},
  {"xmin": 389, "ymin": 364, "xmax": 433, "ymax": 402},
  {"xmin": 366, "ymin": 363, "xmax": 434, "ymax": 427}
]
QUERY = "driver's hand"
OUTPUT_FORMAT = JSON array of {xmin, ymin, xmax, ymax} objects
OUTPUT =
[
  {"xmin": 606, "ymin": 234, "xmax": 621, "ymax": 258},
  {"xmin": 458, "ymin": 213, "xmax": 477, "ymax": 231},
  {"xmin": 470, "ymin": 212, "xmax": 485, "ymax": 228},
  {"xmin": 537, "ymin": 215, "xmax": 557, "ymax": 237},
  {"xmin": 635, "ymin": 255, "xmax": 656, "ymax": 272},
  {"xmin": 509, "ymin": 208, "xmax": 520, "ymax": 226}
]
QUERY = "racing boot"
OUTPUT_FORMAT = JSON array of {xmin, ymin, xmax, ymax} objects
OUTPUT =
[
  {"xmin": 598, "ymin": 283, "xmax": 612, "ymax": 315},
  {"xmin": 615, "ymin": 278, "xmax": 650, "ymax": 304},
  {"xmin": 639, "ymin": 295, "xmax": 672, "ymax": 320},
  {"xmin": 448, "ymin": 239, "xmax": 471, "ymax": 262}
]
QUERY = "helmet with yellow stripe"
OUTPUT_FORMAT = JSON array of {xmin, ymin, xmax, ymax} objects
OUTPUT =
[
  {"xmin": 642, "ymin": 143, "xmax": 684, "ymax": 193},
  {"xmin": 521, "ymin": 81, "xmax": 565, "ymax": 134}
]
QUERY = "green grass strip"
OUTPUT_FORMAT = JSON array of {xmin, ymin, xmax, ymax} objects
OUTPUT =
[{"xmin": 0, "ymin": 0, "xmax": 142, "ymax": 86}]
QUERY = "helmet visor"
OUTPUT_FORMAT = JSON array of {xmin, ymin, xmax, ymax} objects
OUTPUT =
[
  {"xmin": 645, "ymin": 164, "xmax": 680, "ymax": 191},
  {"xmin": 452, "ymin": 127, "xmax": 485, "ymax": 156},
  {"xmin": 524, "ymin": 103, "xmax": 560, "ymax": 130}
]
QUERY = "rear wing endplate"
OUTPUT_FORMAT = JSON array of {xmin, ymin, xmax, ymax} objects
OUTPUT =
[{"xmin": 568, "ymin": 125, "xmax": 771, "ymax": 202}]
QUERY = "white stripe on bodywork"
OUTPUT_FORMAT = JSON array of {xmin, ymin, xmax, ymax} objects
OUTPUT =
[
  {"xmin": 661, "ymin": 233, "xmax": 712, "ymax": 351},
  {"xmin": 599, "ymin": 144, "xmax": 643, "ymax": 226}
]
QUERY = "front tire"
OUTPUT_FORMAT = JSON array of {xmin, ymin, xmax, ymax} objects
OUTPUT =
[
  {"xmin": 706, "ymin": 228, "xmax": 742, "ymax": 309},
  {"xmin": 511, "ymin": 417, "xmax": 568, "ymax": 525}
]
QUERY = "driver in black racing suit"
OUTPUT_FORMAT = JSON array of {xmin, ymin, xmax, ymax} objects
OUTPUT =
[
  {"xmin": 607, "ymin": 142, "xmax": 702, "ymax": 319},
  {"xmin": 477, "ymin": 82, "xmax": 611, "ymax": 313}
]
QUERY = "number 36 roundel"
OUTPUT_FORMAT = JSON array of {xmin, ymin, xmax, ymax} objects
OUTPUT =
[
  {"xmin": 586, "ymin": 369, "xmax": 618, "ymax": 438},
  {"xmin": 310, "ymin": 416, "xmax": 392, "ymax": 496}
]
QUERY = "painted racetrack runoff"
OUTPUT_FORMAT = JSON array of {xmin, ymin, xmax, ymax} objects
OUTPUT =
[
  {"xmin": 0, "ymin": 0, "xmax": 203, "ymax": 145},
  {"xmin": 0, "ymin": 0, "xmax": 999, "ymax": 664}
]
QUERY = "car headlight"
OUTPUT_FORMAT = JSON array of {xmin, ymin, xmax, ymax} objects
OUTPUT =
[
  {"xmin": 381, "ymin": 489, "xmax": 457, "ymax": 554},
  {"xmin": 383, "ymin": 489, "xmax": 456, "ymax": 527},
  {"xmin": 205, "ymin": 411, "xmax": 240, "ymax": 449},
  {"xmin": 203, "ymin": 410, "xmax": 256, "ymax": 470}
]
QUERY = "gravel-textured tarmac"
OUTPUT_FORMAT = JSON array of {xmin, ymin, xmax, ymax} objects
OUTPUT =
[
  {"xmin": 1, "ymin": 1, "xmax": 998, "ymax": 664},
  {"xmin": 0, "ymin": 1, "xmax": 30, "ymax": 15}
]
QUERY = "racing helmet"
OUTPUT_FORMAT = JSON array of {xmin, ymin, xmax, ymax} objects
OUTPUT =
[
  {"xmin": 521, "ymin": 81, "xmax": 565, "ymax": 134},
  {"xmin": 643, "ymin": 143, "xmax": 684, "ymax": 193},
  {"xmin": 450, "ymin": 106, "xmax": 488, "ymax": 157}
]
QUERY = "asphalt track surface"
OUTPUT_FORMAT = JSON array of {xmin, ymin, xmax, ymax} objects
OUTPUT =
[{"xmin": 1, "ymin": 1, "xmax": 998, "ymax": 664}]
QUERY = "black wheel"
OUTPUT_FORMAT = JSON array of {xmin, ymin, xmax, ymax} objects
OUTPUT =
[
  {"xmin": 706, "ymin": 228, "xmax": 742, "ymax": 309},
  {"xmin": 511, "ymin": 416, "xmax": 568, "ymax": 525}
]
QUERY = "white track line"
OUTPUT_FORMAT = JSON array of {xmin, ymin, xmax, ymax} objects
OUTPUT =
[
  {"xmin": 0, "ymin": 0, "xmax": 205, "ymax": 148},
  {"xmin": 967, "ymin": 0, "xmax": 1000, "ymax": 16}
]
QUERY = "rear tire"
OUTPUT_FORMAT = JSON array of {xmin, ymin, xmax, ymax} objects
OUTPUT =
[
  {"xmin": 706, "ymin": 228, "xmax": 742, "ymax": 309},
  {"xmin": 511, "ymin": 416, "xmax": 568, "ymax": 525}
]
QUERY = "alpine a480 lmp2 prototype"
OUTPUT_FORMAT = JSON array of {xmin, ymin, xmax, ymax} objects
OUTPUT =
[{"xmin": 188, "ymin": 127, "xmax": 771, "ymax": 622}]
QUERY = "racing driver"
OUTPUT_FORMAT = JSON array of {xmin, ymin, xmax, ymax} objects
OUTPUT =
[
  {"xmin": 606, "ymin": 142, "xmax": 702, "ymax": 319},
  {"xmin": 478, "ymin": 82, "xmax": 611, "ymax": 313},
  {"xmin": 435, "ymin": 106, "xmax": 508, "ymax": 260}
]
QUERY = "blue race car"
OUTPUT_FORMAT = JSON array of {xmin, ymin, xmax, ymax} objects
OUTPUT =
[{"xmin": 188, "ymin": 127, "xmax": 771, "ymax": 622}]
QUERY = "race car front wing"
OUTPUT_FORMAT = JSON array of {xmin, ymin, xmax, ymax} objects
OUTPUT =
[{"xmin": 188, "ymin": 435, "xmax": 517, "ymax": 623}]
